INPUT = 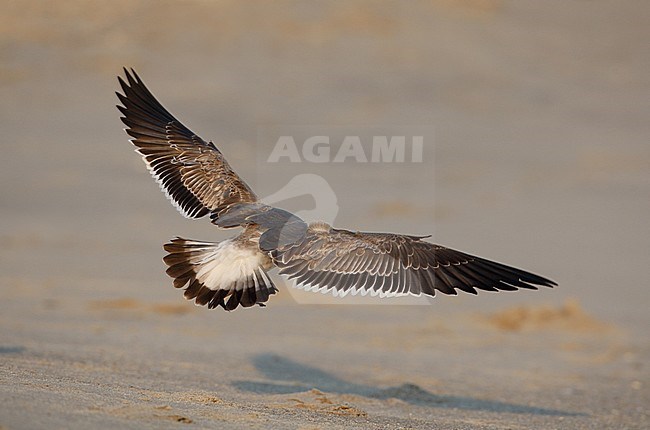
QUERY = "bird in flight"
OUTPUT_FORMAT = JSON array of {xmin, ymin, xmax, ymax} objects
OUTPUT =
[{"xmin": 116, "ymin": 68, "xmax": 556, "ymax": 311}]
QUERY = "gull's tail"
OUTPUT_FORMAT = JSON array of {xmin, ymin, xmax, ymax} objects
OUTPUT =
[{"xmin": 163, "ymin": 238, "xmax": 277, "ymax": 311}]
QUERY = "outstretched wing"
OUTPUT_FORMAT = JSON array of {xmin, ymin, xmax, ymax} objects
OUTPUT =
[
  {"xmin": 116, "ymin": 68, "xmax": 257, "ymax": 219},
  {"xmin": 272, "ymin": 226, "xmax": 556, "ymax": 298}
]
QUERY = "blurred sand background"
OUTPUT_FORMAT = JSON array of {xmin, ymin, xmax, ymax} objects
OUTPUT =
[{"xmin": 1, "ymin": 0, "xmax": 649, "ymax": 428}]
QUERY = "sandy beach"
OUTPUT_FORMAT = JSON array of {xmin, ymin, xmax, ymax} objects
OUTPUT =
[{"xmin": 1, "ymin": 1, "xmax": 649, "ymax": 428}]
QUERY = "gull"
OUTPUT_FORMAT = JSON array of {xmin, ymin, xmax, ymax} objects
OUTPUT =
[{"xmin": 116, "ymin": 68, "xmax": 556, "ymax": 311}]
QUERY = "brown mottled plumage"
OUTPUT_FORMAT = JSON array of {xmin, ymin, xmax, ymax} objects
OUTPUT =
[
  {"xmin": 116, "ymin": 68, "xmax": 556, "ymax": 311},
  {"xmin": 271, "ymin": 225, "xmax": 553, "ymax": 298},
  {"xmin": 116, "ymin": 69, "xmax": 257, "ymax": 219}
]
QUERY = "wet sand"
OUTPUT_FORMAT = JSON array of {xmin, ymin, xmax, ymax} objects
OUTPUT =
[{"xmin": 1, "ymin": 1, "xmax": 649, "ymax": 428}]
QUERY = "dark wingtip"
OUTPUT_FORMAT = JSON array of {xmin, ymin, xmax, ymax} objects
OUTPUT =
[
  {"xmin": 534, "ymin": 276, "xmax": 558, "ymax": 288},
  {"xmin": 119, "ymin": 67, "xmax": 130, "ymax": 84},
  {"xmin": 130, "ymin": 67, "xmax": 142, "ymax": 83}
]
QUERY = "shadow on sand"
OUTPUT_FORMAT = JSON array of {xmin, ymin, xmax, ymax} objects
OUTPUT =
[
  {"xmin": 0, "ymin": 346, "xmax": 25, "ymax": 354},
  {"xmin": 233, "ymin": 354, "xmax": 583, "ymax": 416}
]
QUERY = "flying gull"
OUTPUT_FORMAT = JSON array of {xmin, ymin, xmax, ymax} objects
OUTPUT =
[{"xmin": 116, "ymin": 68, "xmax": 556, "ymax": 311}]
